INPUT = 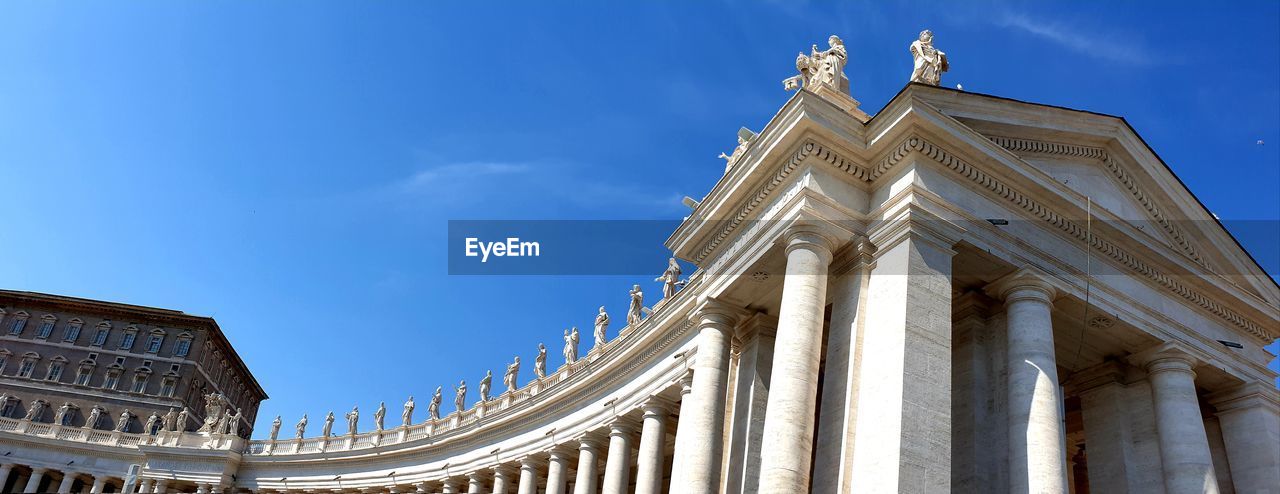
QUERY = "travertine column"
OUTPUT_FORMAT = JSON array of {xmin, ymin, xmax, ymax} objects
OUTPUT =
[
  {"xmin": 1137, "ymin": 344, "xmax": 1218, "ymax": 494},
  {"xmin": 493, "ymin": 465, "xmax": 516, "ymax": 494},
  {"xmin": 601, "ymin": 421, "xmax": 635, "ymax": 494},
  {"xmin": 666, "ymin": 371, "xmax": 694, "ymax": 489},
  {"xmin": 678, "ymin": 299, "xmax": 744, "ymax": 493},
  {"xmin": 1069, "ymin": 362, "xmax": 1152, "ymax": 493},
  {"xmin": 573, "ymin": 435, "xmax": 603, "ymax": 494},
  {"xmin": 850, "ymin": 212, "xmax": 958, "ymax": 492},
  {"xmin": 1209, "ymin": 382, "xmax": 1280, "ymax": 494},
  {"xmin": 466, "ymin": 472, "xmax": 484, "ymax": 494},
  {"xmin": 517, "ymin": 458, "xmax": 541, "ymax": 494},
  {"xmin": 89, "ymin": 475, "xmax": 107, "ymax": 493},
  {"xmin": 724, "ymin": 316, "xmax": 776, "ymax": 494},
  {"xmin": 546, "ymin": 449, "xmax": 571, "ymax": 494},
  {"xmin": 988, "ymin": 267, "xmax": 1067, "ymax": 494},
  {"xmin": 758, "ymin": 227, "xmax": 835, "ymax": 494},
  {"xmin": 635, "ymin": 400, "xmax": 671, "ymax": 494},
  {"xmin": 0, "ymin": 464, "xmax": 13, "ymax": 492},
  {"xmin": 155, "ymin": 479, "xmax": 171, "ymax": 494},
  {"xmin": 55, "ymin": 472, "xmax": 78, "ymax": 494},
  {"xmin": 139, "ymin": 478, "xmax": 155, "ymax": 493},
  {"xmin": 195, "ymin": 483, "xmax": 210, "ymax": 494},
  {"xmin": 441, "ymin": 478, "xmax": 461, "ymax": 494},
  {"xmin": 24, "ymin": 468, "xmax": 48, "ymax": 494}
]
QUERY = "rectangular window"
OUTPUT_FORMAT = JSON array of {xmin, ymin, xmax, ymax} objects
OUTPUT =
[
  {"xmin": 17, "ymin": 360, "xmax": 36, "ymax": 378},
  {"xmin": 114, "ymin": 356, "xmax": 126, "ymax": 366},
  {"xmin": 146, "ymin": 335, "xmax": 163, "ymax": 353},
  {"xmin": 120, "ymin": 332, "xmax": 136, "ymax": 350},
  {"xmin": 75, "ymin": 367, "xmax": 92, "ymax": 385},
  {"xmin": 47, "ymin": 362, "xmax": 64, "ymax": 381},
  {"xmin": 0, "ymin": 401, "xmax": 16, "ymax": 418},
  {"xmin": 9, "ymin": 318, "xmax": 26, "ymax": 335},
  {"xmin": 159, "ymin": 378, "xmax": 176, "ymax": 397},
  {"xmin": 103, "ymin": 372, "xmax": 120, "ymax": 390},
  {"xmin": 62, "ymin": 324, "xmax": 82, "ymax": 342},
  {"xmin": 175, "ymin": 339, "xmax": 191, "ymax": 357},
  {"xmin": 91, "ymin": 328, "xmax": 109, "ymax": 346},
  {"xmin": 36, "ymin": 321, "xmax": 54, "ymax": 339},
  {"xmin": 132, "ymin": 375, "xmax": 148, "ymax": 393},
  {"xmin": 0, "ymin": 356, "xmax": 6, "ymax": 374}
]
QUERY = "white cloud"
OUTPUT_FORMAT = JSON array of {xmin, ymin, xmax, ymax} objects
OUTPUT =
[{"xmin": 996, "ymin": 12, "xmax": 1164, "ymax": 66}]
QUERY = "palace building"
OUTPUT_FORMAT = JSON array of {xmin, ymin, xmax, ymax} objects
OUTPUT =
[{"xmin": 0, "ymin": 32, "xmax": 1277, "ymax": 494}]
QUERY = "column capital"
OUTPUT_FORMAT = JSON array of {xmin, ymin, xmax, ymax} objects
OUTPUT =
[
  {"xmin": 575, "ymin": 431, "xmax": 608, "ymax": 450},
  {"xmin": 547, "ymin": 445, "xmax": 575, "ymax": 461},
  {"xmin": 1207, "ymin": 382, "xmax": 1280, "ymax": 414},
  {"xmin": 639, "ymin": 396, "xmax": 677, "ymax": 417},
  {"xmin": 781, "ymin": 223, "xmax": 838, "ymax": 264},
  {"xmin": 413, "ymin": 481, "xmax": 429, "ymax": 493},
  {"xmin": 518, "ymin": 456, "xmax": 547, "ymax": 470},
  {"xmin": 732, "ymin": 312, "xmax": 777, "ymax": 342},
  {"xmin": 492, "ymin": 463, "xmax": 518, "ymax": 477},
  {"xmin": 1063, "ymin": 360, "xmax": 1129, "ymax": 396},
  {"xmin": 690, "ymin": 297, "xmax": 749, "ymax": 328},
  {"xmin": 866, "ymin": 202, "xmax": 963, "ymax": 256},
  {"xmin": 1129, "ymin": 341, "xmax": 1201, "ymax": 376},
  {"xmin": 607, "ymin": 418, "xmax": 639, "ymax": 436},
  {"xmin": 677, "ymin": 369, "xmax": 694, "ymax": 395},
  {"xmin": 984, "ymin": 266, "xmax": 1061, "ymax": 304}
]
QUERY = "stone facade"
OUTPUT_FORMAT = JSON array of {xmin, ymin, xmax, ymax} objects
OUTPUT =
[{"xmin": 1, "ymin": 34, "xmax": 1278, "ymax": 494}]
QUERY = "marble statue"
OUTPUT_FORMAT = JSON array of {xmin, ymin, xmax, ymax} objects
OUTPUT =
[
  {"xmin": 535, "ymin": 344, "xmax": 548, "ymax": 378},
  {"xmin": 228, "ymin": 408, "xmax": 242, "ymax": 436},
  {"xmin": 374, "ymin": 402, "xmax": 386, "ymax": 431},
  {"xmin": 563, "ymin": 327, "xmax": 580, "ymax": 364},
  {"xmin": 86, "ymin": 405, "xmax": 104, "ymax": 430},
  {"xmin": 909, "ymin": 29, "xmax": 948, "ymax": 86},
  {"xmin": 270, "ymin": 415, "xmax": 282, "ymax": 440},
  {"xmin": 402, "ymin": 396, "xmax": 415, "ymax": 426},
  {"xmin": 55, "ymin": 402, "xmax": 75, "ymax": 425},
  {"xmin": 296, "ymin": 414, "xmax": 308, "ymax": 439},
  {"xmin": 214, "ymin": 409, "xmax": 230, "ymax": 435},
  {"xmin": 345, "ymin": 406, "xmax": 359, "ymax": 435},
  {"xmin": 627, "ymin": 285, "xmax": 645, "ymax": 326},
  {"xmin": 479, "ymin": 371, "xmax": 493, "ymax": 402},
  {"xmin": 0, "ymin": 393, "xmax": 9, "ymax": 413},
  {"xmin": 429, "ymin": 387, "xmax": 443, "ymax": 420},
  {"xmin": 24, "ymin": 399, "xmax": 47, "ymax": 421},
  {"xmin": 795, "ymin": 35, "xmax": 848, "ymax": 91},
  {"xmin": 656, "ymin": 257, "xmax": 683, "ymax": 299},
  {"xmin": 145, "ymin": 412, "xmax": 160, "ymax": 434},
  {"xmin": 176, "ymin": 407, "xmax": 190, "ymax": 432},
  {"xmin": 116, "ymin": 409, "xmax": 132, "ymax": 432},
  {"xmin": 504, "ymin": 356, "xmax": 520, "ymax": 392},
  {"xmin": 163, "ymin": 407, "xmax": 177, "ymax": 431},
  {"xmin": 198, "ymin": 392, "xmax": 229, "ymax": 433},
  {"xmin": 454, "ymin": 380, "xmax": 467, "ymax": 412},
  {"xmin": 593, "ymin": 306, "xmax": 610, "ymax": 350},
  {"xmin": 322, "ymin": 411, "xmax": 335, "ymax": 437}
]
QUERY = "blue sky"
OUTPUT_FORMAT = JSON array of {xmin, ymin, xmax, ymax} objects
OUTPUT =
[{"xmin": 1, "ymin": 1, "xmax": 1277, "ymax": 437}]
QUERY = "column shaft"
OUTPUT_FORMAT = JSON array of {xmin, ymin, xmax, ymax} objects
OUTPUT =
[
  {"xmin": 758, "ymin": 232, "xmax": 833, "ymax": 493},
  {"xmin": 573, "ymin": 438, "xmax": 603, "ymax": 494},
  {"xmin": 517, "ymin": 460, "xmax": 540, "ymax": 494},
  {"xmin": 1146, "ymin": 354, "xmax": 1218, "ymax": 494},
  {"xmin": 24, "ymin": 468, "xmax": 47, "ymax": 494},
  {"xmin": 634, "ymin": 404, "xmax": 669, "ymax": 494},
  {"xmin": 666, "ymin": 373, "xmax": 694, "ymax": 489},
  {"xmin": 601, "ymin": 423, "xmax": 634, "ymax": 494},
  {"xmin": 90, "ymin": 476, "xmax": 107, "ymax": 494},
  {"xmin": 546, "ymin": 451, "xmax": 570, "ymax": 494},
  {"xmin": 1211, "ymin": 385, "xmax": 1280, "ymax": 494},
  {"xmin": 493, "ymin": 466, "xmax": 515, "ymax": 494},
  {"xmin": 466, "ymin": 474, "xmax": 483, "ymax": 494},
  {"xmin": 0, "ymin": 464, "xmax": 13, "ymax": 494},
  {"xmin": 679, "ymin": 301, "xmax": 739, "ymax": 493}
]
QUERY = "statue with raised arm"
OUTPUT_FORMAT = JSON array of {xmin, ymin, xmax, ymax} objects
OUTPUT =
[
  {"xmin": 717, "ymin": 128, "xmax": 758, "ymax": 172},
  {"xmin": 402, "ymin": 396, "xmax": 415, "ymax": 426},
  {"xmin": 794, "ymin": 35, "xmax": 848, "ymax": 92},
  {"xmin": 593, "ymin": 306, "xmax": 610, "ymax": 351},
  {"xmin": 145, "ymin": 412, "xmax": 161, "ymax": 434},
  {"xmin": 345, "ymin": 406, "xmax": 359, "ymax": 435},
  {"xmin": 296, "ymin": 414, "xmax": 308, "ymax": 438},
  {"xmin": 228, "ymin": 408, "xmax": 242, "ymax": 436},
  {"xmin": 429, "ymin": 387, "xmax": 443, "ymax": 420},
  {"xmin": 176, "ymin": 407, "xmax": 190, "ymax": 432},
  {"xmin": 627, "ymin": 285, "xmax": 645, "ymax": 326},
  {"xmin": 322, "ymin": 411, "xmax": 335, "ymax": 437},
  {"xmin": 655, "ymin": 257, "xmax": 683, "ymax": 299},
  {"xmin": 163, "ymin": 407, "xmax": 177, "ymax": 431},
  {"xmin": 454, "ymin": 380, "xmax": 467, "ymax": 412},
  {"xmin": 563, "ymin": 327, "xmax": 579, "ymax": 364},
  {"xmin": 86, "ymin": 405, "xmax": 104, "ymax": 429},
  {"xmin": 535, "ymin": 344, "xmax": 548, "ymax": 378},
  {"xmin": 374, "ymin": 402, "xmax": 386, "ymax": 431},
  {"xmin": 909, "ymin": 29, "xmax": 948, "ymax": 86},
  {"xmin": 24, "ymin": 399, "xmax": 47, "ymax": 421},
  {"xmin": 270, "ymin": 415, "xmax": 282, "ymax": 440},
  {"xmin": 479, "ymin": 371, "xmax": 493, "ymax": 402},
  {"xmin": 116, "ymin": 409, "xmax": 132, "ymax": 432},
  {"xmin": 55, "ymin": 402, "xmax": 75, "ymax": 425},
  {"xmin": 504, "ymin": 357, "xmax": 520, "ymax": 393}
]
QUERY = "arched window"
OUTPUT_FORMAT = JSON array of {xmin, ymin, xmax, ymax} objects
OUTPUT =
[
  {"xmin": 17, "ymin": 351, "xmax": 40, "ymax": 378},
  {"xmin": 131, "ymin": 366, "xmax": 152, "ymax": 393},
  {"xmin": 62, "ymin": 318, "xmax": 84, "ymax": 342},
  {"xmin": 103, "ymin": 363, "xmax": 123, "ymax": 390},
  {"xmin": 35, "ymin": 314, "xmax": 57, "ymax": 339},
  {"xmin": 46, "ymin": 356, "xmax": 68, "ymax": 382},
  {"xmin": 159, "ymin": 370, "xmax": 179, "ymax": 397},
  {"xmin": 120, "ymin": 325, "xmax": 139, "ymax": 350},
  {"xmin": 145, "ymin": 329, "xmax": 166, "ymax": 354},
  {"xmin": 8, "ymin": 311, "xmax": 29, "ymax": 335},
  {"xmin": 75, "ymin": 356, "xmax": 96, "ymax": 386},
  {"xmin": 91, "ymin": 321, "xmax": 112, "ymax": 346},
  {"xmin": 174, "ymin": 332, "xmax": 193, "ymax": 357}
]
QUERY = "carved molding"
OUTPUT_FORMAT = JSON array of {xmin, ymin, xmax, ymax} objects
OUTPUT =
[{"xmin": 987, "ymin": 135, "xmax": 1204, "ymax": 266}]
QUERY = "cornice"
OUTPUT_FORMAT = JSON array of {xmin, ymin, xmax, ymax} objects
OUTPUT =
[{"xmin": 987, "ymin": 135, "xmax": 1204, "ymax": 266}]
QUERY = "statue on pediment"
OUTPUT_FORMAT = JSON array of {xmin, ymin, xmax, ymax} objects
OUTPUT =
[
  {"xmin": 24, "ymin": 399, "xmax": 47, "ymax": 421},
  {"xmin": 454, "ymin": 380, "xmax": 467, "ymax": 411},
  {"xmin": 656, "ymin": 258, "xmax": 684, "ymax": 299},
  {"xmin": 627, "ymin": 285, "xmax": 645, "ymax": 326},
  {"xmin": 87, "ymin": 405, "xmax": 105, "ymax": 429},
  {"xmin": 402, "ymin": 396, "xmax": 415, "ymax": 426},
  {"xmin": 116, "ymin": 409, "xmax": 133, "ymax": 432},
  {"xmin": 505, "ymin": 357, "xmax": 520, "ymax": 392},
  {"xmin": 322, "ymin": 411, "xmax": 335, "ymax": 437},
  {"xmin": 296, "ymin": 414, "xmax": 308, "ymax": 438},
  {"xmin": 145, "ymin": 412, "xmax": 161, "ymax": 434},
  {"xmin": 374, "ymin": 401, "xmax": 386, "ymax": 431},
  {"xmin": 429, "ymin": 387, "xmax": 443, "ymax": 420},
  {"xmin": 593, "ymin": 307, "xmax": 610, "ymax": 351},
  {"xmin": 909, "ymin": 29, "xmax": 948, "ymax": 86},
  {"xmin": 55, "ymin": 402, "xmax": 77, "ymax": 426},
  {"xmin": 718, "ymin": 128, "xmax": 758, "ymax": 172},
  {"xmin": 270, "ymin": 415, "xmax": 282, "ymax": 440},
  {"xmin": 793, "ymin": 35, "xmax": 848, "ymax": 92},
  {"xmin": 479, "ymin": 371, "xmax": 493, "ymax": 402},
  {"xmin": 163, "ymin": 407, "xmax": 177, "ymax": 431},
  {"xmin": 176, "ymin": 407, "xmax": 190, "ymax": 432},
  {"xmin": 228, "ymin": 408, "xmax": 241, "ymax": 436},
  {"xmin": 535, "ymin": 344, "xmax": 548, "ymax": 378},
  {"xmin": 345, "ymin": 406, "xmax": 359, "ymax": 435},
  {"xmin": 563, "ymin": 327, "xmax": 580, "ymax": 363}
]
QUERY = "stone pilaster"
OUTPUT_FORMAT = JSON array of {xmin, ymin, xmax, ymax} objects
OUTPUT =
[
  {"xmin": 950, "ymin": 292, "xmax": 993, "ymax": 493},
  {"xmin": 1066, "ymin": 361, "xmax": 1163, "ymax": 493},
  {"xmin": 1208, "ymin": 382, "xmax": 1280, "ymax": 493},
  {"xmin": 1132, "ymin": 343, "xmax": 1219, "ymax": 494},
  {"xmin": 723, "ymin": 314, "xmax": 776, "ymax": 494},
  {"xmin": 757, "ymin": 225, "xmax": 837, "ymax": 494},
  {"xmin": 987, "ymin": 267, "xmax": 1068, "ymax": 494}
]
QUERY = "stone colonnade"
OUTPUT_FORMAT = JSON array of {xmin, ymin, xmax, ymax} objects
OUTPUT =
[{"xmin": 0, "ymin": 463, "xmax": 123, "ymax": 493}]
